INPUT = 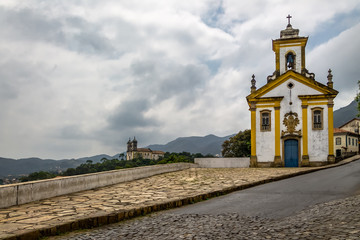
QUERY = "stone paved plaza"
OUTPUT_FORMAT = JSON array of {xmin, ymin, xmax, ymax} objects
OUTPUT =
[
  {"xmin": 0, "ymin": 167, "xmax": 319, "ymax": 239},
  {"xmin": 0, "ymin": 156, "xmax": 358, "ymax": 239},
  {"xmin": 51, "ymin": 193, "xmax": 360, "ymax": 240}
]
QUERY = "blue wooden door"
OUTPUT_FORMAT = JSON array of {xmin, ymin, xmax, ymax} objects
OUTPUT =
[{"xmin": 284, "ymin": 139, "xmax": 298, "ymax": 167}]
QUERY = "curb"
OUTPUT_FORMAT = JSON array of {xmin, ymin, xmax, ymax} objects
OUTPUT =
[{"xmin": 4, "ymin": 156, "xmax": 360, "ymax": 240}]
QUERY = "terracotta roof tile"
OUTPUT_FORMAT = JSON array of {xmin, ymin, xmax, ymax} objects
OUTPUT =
[
  {"xmin": 334, "ymin": 128, "xmax": 359, "ymax": 136},
  {"xmin": 137, "ymin": 148, "xmax": 152, "ymax": 152},
  {"xmin": 152, "ymin": 151, "xmax": 165, "ymax": 154},
  {"xmin": 334, "ymin": 128, "xmax": 350, "ymax": 133},
  {"xmin": 133, "ymin": 148, "xmax": 165, "ymax": 154}
]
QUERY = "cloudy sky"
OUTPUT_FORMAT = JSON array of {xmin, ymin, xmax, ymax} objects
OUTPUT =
[{"xmin": 1, "ymin": 0, "xmax": 360, "ymax": 159}]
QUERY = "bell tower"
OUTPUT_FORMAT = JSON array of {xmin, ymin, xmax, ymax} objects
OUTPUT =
[
  {"xmin": 131, "ymin": 137, "xmax": 138, "ymax": 151},
  {"xmin": 270, "ymin": 15, "xmax": 309, "ymax": 79},
  {"xmin": 127, "ymin": 138, "xmax": 131, "ymax": 152}
]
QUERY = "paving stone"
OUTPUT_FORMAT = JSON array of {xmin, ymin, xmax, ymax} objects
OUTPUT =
[
  {"xmin": 80, "ymin": 193, "xmax": 360, "ymax": 240},
  {"xmin": 0, "ymin": 157, "xmax": 358, "ymax": 239}
]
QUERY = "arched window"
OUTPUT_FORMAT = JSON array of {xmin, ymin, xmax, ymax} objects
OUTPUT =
[
  {"xmin": 260, "ymin": 110, "xmax": 271, "ymax": 131},
  {"xmin": 285, "ymin": 52, "xmax": 296, "ymax": 71},
  {"xmin": 312, "ymin": 108, "xmax": 323, "ymax": 130}
]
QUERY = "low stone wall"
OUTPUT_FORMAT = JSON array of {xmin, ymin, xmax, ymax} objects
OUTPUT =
[
  {"xmin": 195, "ymin": 158, "xmax": 250, "ymax": 168},
  {"xmin": 0, "ymin": 163, "xmax": 197, "ymax": 209}
]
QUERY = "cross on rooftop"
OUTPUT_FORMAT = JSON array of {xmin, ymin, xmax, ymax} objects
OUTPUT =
[{"xmin": 286, "ymin": 14, "xmax": 292, "ymax": 26}]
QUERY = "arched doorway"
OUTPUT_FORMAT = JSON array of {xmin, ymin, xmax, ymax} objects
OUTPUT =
[{"xmin": 284, "ymin": 139, "xmax": 299, "ymax": 167}]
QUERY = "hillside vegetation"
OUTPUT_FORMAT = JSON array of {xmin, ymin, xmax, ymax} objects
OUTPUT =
[{"xmin": 19, "ymin": 152, "xmax": 210, "ymax": 182}]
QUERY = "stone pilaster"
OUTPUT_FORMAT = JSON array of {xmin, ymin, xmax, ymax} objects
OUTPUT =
[
  {"xmin": 250, "ymin": 102, "xmax": 257, "ymax": 167},
  {"xmin": 250, "ymin": 156, "xmax": 258, "ymax": 167},
  {"xmin": 327, "ymin": 155, "xmax": 335, "ymax": 164},
  {"xmin": 273, "ymin": 156, "xmax": 283, "ymax": 167},
  {"xmin": 328, "ymin": 100, "xmax": 335, "ymax": 163},
  {"xmin": 301, "ymin": 155, "xmax": 310, "ymax": 167}
]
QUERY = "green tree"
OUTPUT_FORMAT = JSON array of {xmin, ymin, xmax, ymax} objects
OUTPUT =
[
  {"xmin": 193, "ymin": 153, "xmax": 204, "ymax": 158},
  {"xmin": 119, "ymin": 153, "xmax": 125, "ymax": 160},
  {"xmin": 356, "ymin": 80, "xmax": 360, "ymax": 116},
  {"xmin": 21, "ymin": 151, "xmax": 200, "ymax": 181},
  {"xmin": 221, "ymin": 130, "xmax": 251, "ymax": 157},
  {"xmin": 19, "ymin": 171, "xmax": 56, "ymax": 182},
  {"xmin": 63, "ymin": 168, "xmax": 76, "ymax": 176}
]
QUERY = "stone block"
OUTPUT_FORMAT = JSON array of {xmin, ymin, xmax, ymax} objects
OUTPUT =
[
  {"xmin": 108, "ymin": 214, "xmax": 118, "ymax": 224},
  {"xmin": 0, "ymin": 185, "xmax": 17, "ymax": 208},
  {"xmin": 97, "ymin": 215, "xmax": 108, "ymax": 226},
  {"xmin": 195, "ymin": 158, "xmax": 250, "ymax": 168}
]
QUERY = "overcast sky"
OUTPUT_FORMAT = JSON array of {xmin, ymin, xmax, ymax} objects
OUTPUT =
[{"xmin": 1, "ymin": 1, "xmax": 360, "ymax": 159}]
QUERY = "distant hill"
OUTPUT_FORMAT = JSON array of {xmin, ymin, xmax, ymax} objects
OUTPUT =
[
  {"xmin": 147, "ymin": 134, "xmax": 234, "ymax": 156},
  {"xmin": 0, "ymin": 134, "xmax": 234, "ymax": 178},
  {"xmin": 334, "ymin": 100, "xmax": 358, "ymax": 127},
  {"xmin": 0, "ymin": 154, "xmax": 115, "ymax": 178}
]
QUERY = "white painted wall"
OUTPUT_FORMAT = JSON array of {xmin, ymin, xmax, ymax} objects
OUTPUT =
[
  {"xmin": 262, "ymin": 79, "xmax": 322, "ymax": 98},
  {"xmin": 256, "ymin": 108, "xmax": 275, "ymax": 162},
  {"xmin": 308, "ymin": 106, "xmax": 329, "ymax": 162}
]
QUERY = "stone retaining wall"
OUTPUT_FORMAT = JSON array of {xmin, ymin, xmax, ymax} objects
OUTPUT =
[
  {"xmin": 195, "ymin": 158, "xmax": 250, "ymax": 168},
  {"xmin": 0, "ymin": 163, "xmax": 197, "ymax": 209}
]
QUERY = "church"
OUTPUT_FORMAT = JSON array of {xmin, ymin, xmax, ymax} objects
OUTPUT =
[
  {"xmin": 126, "ymin": 137, "xmax": 165, "ymax": 161},
  {"xmin": 246, "ymin": 16, "xmax": 338, "ymax": 167}
]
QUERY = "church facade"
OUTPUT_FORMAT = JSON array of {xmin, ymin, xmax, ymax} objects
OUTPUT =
[{"xmin": 246, "ymin": 17, "xmax": 338, "ymax": 167}]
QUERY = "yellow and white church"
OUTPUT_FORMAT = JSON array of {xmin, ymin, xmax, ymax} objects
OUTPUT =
[{"xmin": 246, "ymin": 16, "xmax": 338, "ymax": 167}]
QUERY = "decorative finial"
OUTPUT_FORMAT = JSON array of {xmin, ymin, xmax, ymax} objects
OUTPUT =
[
  {"xmin": 286, "ymin": 14, "xmax": 292, "ymax": 27},
  {"xmin": 251, "ymin": 74, "xmax": 256, "ymax": 93},
  {"xmin": 327, "ymin": 69, "xmax": 333, "ymax": 88}
]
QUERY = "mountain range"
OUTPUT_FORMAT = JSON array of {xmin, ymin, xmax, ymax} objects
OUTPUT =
[
  {"xmin": 0, "ymin": 155, "xmax": 114, "ymax": 178},
  {"xmin": 147, "ymin": 134, "xmax": 235, "ymax": 156},
  {"xmin": 333, "ymin": 100, "xmax": 358, "ymax": 127},
  {"xmin": 1, "ymin": 100, "xmax": 358, "ymax": 178}
]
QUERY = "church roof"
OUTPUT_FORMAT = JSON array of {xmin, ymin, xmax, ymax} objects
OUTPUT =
[
  {"xmin": 137, "ymin": 148, "xmax": 152, "ymax": 152},
  {"xmin": 134, "ymin": 148, "xmax": 165, "ymax": 155},
  {"xmin": 247, "ymin": 70, "xmax": 338, "ymax": 102},
  {"xmin": 279, "ymin": 15, "xmax": 301, "ymax": 39},
  {"xmin": 152, "ymin": 150, "xmax": 165, "ymax": 155},
  {"xmin": 280, "ymin": 24, "xmax": 300, "ymax": 39}
]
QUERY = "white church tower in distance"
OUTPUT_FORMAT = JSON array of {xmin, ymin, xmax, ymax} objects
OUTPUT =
[{"xmin": 246, "ymin": 15, "xmax": 338, "ymax": 167}]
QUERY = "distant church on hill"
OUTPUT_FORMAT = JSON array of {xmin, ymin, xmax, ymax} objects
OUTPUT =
[
  {"xmin": 126, "ymin": 137, "xmax": 165, "ymax": 161},
  {"xmin": 246, "ymin": 15, "xmax": 338, "ymax": 167}
]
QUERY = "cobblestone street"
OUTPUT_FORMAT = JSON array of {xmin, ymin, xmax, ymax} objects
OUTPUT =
[
  {"xmin": 51, "ymin": 193, "xmax": 360, "ymax": 240},
  {"xmin": 0, "ymin": 167, "xmax": 319, "ymax": 239},
  {"xmin": 0, "ymin": 156, "xmax": 358, "ymax": 239}
]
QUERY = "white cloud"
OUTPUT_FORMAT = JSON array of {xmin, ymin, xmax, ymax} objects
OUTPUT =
[
  {"xmin": 0, "ymin": 1, "xmax": 359, "ymax": 159},
  {"xmin": 308, "ymin": 23, "xmax": 360, "ymax": 109}
]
